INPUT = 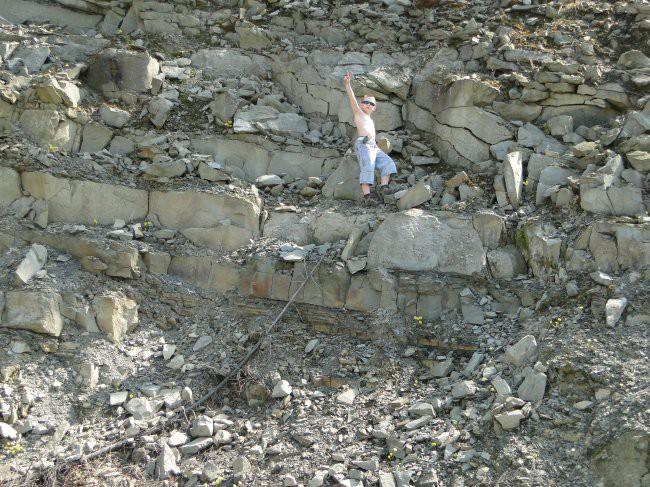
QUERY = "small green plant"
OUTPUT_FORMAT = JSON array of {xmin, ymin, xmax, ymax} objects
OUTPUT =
[
  {"xmin": 413, "ymin": 315, "xmax": 424, "ymax": 326},
  {"xmin": 143, "ymin": 220, "xmax": 153, "ymax": 231}
]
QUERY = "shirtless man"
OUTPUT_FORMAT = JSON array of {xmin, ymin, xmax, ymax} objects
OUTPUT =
[{"xmin": 343, "ymin": 72, "xmax": 397, "ymax": 205}]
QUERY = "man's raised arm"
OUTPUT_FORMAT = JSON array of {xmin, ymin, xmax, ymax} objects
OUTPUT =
[{"xmin": 343, "ymin": 72, "xmax": 361, "ymax": 115}]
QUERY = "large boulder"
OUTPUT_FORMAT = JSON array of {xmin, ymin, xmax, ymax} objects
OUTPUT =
[
  {"xmin": 21, "ymin": 172, "xmax": 148, "ymax": 225},
  {"xmin": 19, "ymin": 110, "xmax": 80, "ymax": 152},
  {"xmin": 149, "ymin": 190, "xmax": 262, "ymax": 236},
  {"xmin": 2, "ymin": 291, "xmax": 63, "ymax": 336},
  {"xmin": 367, "ymin": 210, "xmax": 486, "ymax": 275},
  {"xmin": 85, "ymin": 49, "xmax": 160, "ymax": 95}
]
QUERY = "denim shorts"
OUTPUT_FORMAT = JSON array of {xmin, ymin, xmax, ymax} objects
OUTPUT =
[{"xmin": 354, "ymin": 137, "xmax": 397, "ymax": 185}]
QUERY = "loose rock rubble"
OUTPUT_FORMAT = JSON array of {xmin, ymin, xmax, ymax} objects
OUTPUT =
[{"xmin": 0, "ymin": 0, "xmax": 648, "ymax": 486}]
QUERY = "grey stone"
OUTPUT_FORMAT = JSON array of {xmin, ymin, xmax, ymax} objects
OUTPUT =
[
  {"xmin": 99, "ymin": 105, "xmax": 131, "ymax": 128},
  {"xmin": 208, "ymin": 91, "xmax": 243, "ymax": 123},
  {"xmin": 80, "ymin": 122, "xmax": 113, "ymax": 153},
  {"xmin": 0, "ymin": 422, "xmax": 18, "ymax": 440},
  {"xmin": 189, "ymin": 415, "xmax": 214, "ymax": 437},
  {"xmin": 504, "ymin": 152, "xmax": 523, "ymax": 208},
  {"xmin": 190, "ymin": 49, "xmax": 270, "ymax": 79},
  {"xmin": 487, "ymin": 245, "xmax": 528, "ymax": 279},
  {"xmin": 492, "ymin": 377, "xmax": 512, "ymax": 395},
  {"xmin": 546, "ymin": 115, "xmax": 573, "ymax": 136},
  {"xmin": 125, "ymin": 397, "xmax": 159, "ymax": 420},
  {"xmin": 408, "ymin": 402, "xmax": 435, "ymax": 417},
  {"xmin": 233, "ymin": 456, "xmax": 252, "ymax": 480},
  {"xmin": 336, "ymin": 389, "xmax": 356, "ymax": 405},
  {"xmin": 617, "ymin": 50, "xmax": 650, "ymax": 69},
  {"xmin": 517, "ymin": 369, "xmax": 547, "ymax": 403},
  {"xmin": 92, "ymin": 293, "xmax": 138, "ymax": 343},
  {"xmin": 14, "ymin": 244, "xmax": 47, "ymax": 285},
  {"xmin": 86, "ymin": 49, "xmax": 160, "ymax": 95},
  {"xmin": 2, "ymin": 291, "xmax": 63, "ymax": 337},
  {"xmin": 154, "ymin": 443, "xmax": 179, "ymax": 480},
  {"xmin": 536, "ymin": 166, "xmax": 575, "ymax": 205},
  {"xmin": 605, "ymin": 297, "xmax": 628, "ymax": 326},
  {"xmin": 505, "ymin": 335, "xmax": 537, "ymax": 366},
  {"xmin": 494, "ymin": 410, "xmax": 525, "ymax": 430},
  {"xmin": 272, "ymin": 380, "xmax": 292, "ymax": 398},
  {"xmin": 472, "ymin": 210, "xmax": 506, "ymax": 250},
  {"xmin": 142, "ymin": 159, "xmax": 186, "ymax": 179},
  {"xmin": 0, "ymin": 167, "xmax": 21, "ymax": 209},
  {"xmin": 179, "ymin": 437, "xmax": 213, "ymax": 456},
  {"xmin": 367, "ymin": 210, "xmax": 486, "ymax": 275},
  {"xmin": 148, "ymin": 97, "xmax": 174, "ymax": 128},
  {"xmin": 11, "ymin": 45, "xmax": 50, "ymax": 73},
  {"xmin": 451, "ymin": 380, "xmax": 477, "ymax": 399},
  {"xmin": 396, "ymin": 179, "xmax": 433, "ymax": 210},
  {"xmin": 627, "ymin": 151, "xmax": 650, "ymax": 173},
  {"xmin": 580, "ymin": 185, "xmax": 645, "ymax": 217}
]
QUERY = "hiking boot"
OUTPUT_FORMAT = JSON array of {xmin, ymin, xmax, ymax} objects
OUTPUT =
[
  {"xmin": 361, "ymin": 193, "xmax": 376, "ymax": 207},
  {"xmin": 378, "ymin": 184, "xmax": 398, "ymax": 197}
]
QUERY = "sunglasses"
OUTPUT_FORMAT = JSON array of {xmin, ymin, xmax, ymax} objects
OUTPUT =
[{"xmin": 361, "ymin": 100, "xmax": 375, "ymax": 106}]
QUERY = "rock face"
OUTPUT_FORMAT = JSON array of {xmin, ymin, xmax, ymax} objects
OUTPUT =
[
  {"xmin": 367, "ymin": 210, "xmax": 486, "ymax": 275},
  {"xmin": 2, "ymin": 291, "xmax": 63, "ymax": 336},
  {"xmin": 92, "ymin": 293, "xmax": 138, "ymax": 342},
  {"xmin": 21, "ymin": 172, "xmax": 148, "ymax": 225},
  {"xmin": 149, "ymin": 190, "xmax": 262, "ymax": 237},
  {"xmin": 406, "ymin": 78, "xmax": 512, "ymax": 167},
  {"xmin": 0, "ymin": 167, "xmax": 22, "ymax": 209}
]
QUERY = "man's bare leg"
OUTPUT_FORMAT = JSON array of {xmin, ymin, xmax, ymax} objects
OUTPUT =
[
  {"xmin": 380, "ymin": 175, "xmax": 390, "ymax": 186},
  {"xmin": 361, "ymin": 183, "xmax": 371, "ymax": 195}
]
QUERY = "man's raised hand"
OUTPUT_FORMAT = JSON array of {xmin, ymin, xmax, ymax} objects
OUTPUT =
[{"xmin": 343, "ymin": 72, "xmax": 352, "ymax": 86}]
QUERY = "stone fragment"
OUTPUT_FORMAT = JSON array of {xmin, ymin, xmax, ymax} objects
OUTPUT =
[
  {"xmin": 487, "ymin": 246, "xmax": 528, "ymax": 279},
  {"xmin": 517, "ymin": 369, "xmax": 547, "ymax": 403},
  {"xmin": 505, "ymin": 335, "xmax": 538, "ymax": 366},
  {"xmin": 617, "ymin": 50, "xmax": 650, "ymax": 69},
  {"xmin": 109, "ymin": 391, "xmax": 128, "ymax": 406},
  {"xmin": 408, "ymin": 402, "xmax": 435, "ymax": 417},
  {"xmin": 605, "ymin": 298, "xmax": 628, "ymax": 326},
  {"xmin": 0, "ymin": 167, "xmax": 21, "ymax": 209},
  {"xmin": 233, "ymin": 456, "xmax": 252, "ymax": 481},
  {"xmin": 396, "ymin": 179, "xmax": 433, "ymax": 210},
  {"xmin": 451, "ymin": 380, "xmax": 477, "ymax": 399},
  {"xmin": 125, "ymin": 397, "xmax": 159, "ymax": 420},
  {"xmin": 80, "ymin": 122, "xmax": 113, "ymax": 153},
  {"xmin": 472, "ymin": 211, "xmax": 506, "ymax": 250},
  {"xmin": 154, "ymin": 444, "xmax": 179, "ymax": 480},
  {"xmin": 179, "ymin": 437, "xmax": 213, "ymax": 456},
  {"xmin": 494, "ymin": 410, "xmax": 525, "ymax": 430},
  {"xmin": 14, "ymin": 244, "xmax": 47, "ymax": 285},
  {"xmin": 190, "ymin": 415, "xmax": 214, "ymax": 438},
  {"xmin": 272, "ymin": 380, "xmax": 292, "ymax": 398},
  {"xmin": 92, "ymin": 293, "xmax": 138, "ymax": 343},
  {"xmin": 627, "ymin": 151, "xmax": 650, "ymax": 173},
  {"xmin": 86, "ymin": 49, "xmax": 160, "ymax": 94},
  {"xmin": 546, "ymin": 115, "xmax": 573, "ymax": 136},
  {"xmin": 492, "ymin": 377, "xmax": 512, "ymax": 396},
  {"xmin": 148, "ymin": 97, "xmax": 174, "ymax": 128},
  {"xmin": 3, "ymin": 291, "xmax": 63, "ymax": 337},
  {"xmin": 99, "ymin": 105, "xmax": 131, "ymax": 128},
  {"xmin": 0, "ymin": 422, "xmax": 18, "ymax": 440},
  {"xmin": 336, "ymin": 389, "xmax": 357, "ymax": 405},
  {"xmin": 503, "ymin": 152, "xmax": 523, "ymax": 208},
  {"xmin": 590, "ymin": 271, "xmax": 614, "ymax": 286}
]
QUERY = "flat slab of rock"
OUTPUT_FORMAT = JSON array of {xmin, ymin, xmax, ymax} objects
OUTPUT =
[{"xmin": 367, "ymin": 210, "xmax": 486, "ymax": 275}]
